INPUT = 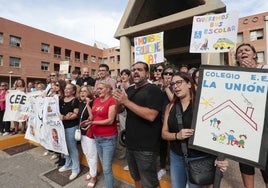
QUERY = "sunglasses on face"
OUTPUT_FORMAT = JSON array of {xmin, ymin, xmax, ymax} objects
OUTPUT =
[
  {"xmin": 163, "ymin": 72, "xmax": 173, "ymax": 76},
  {"xmin": 155, "ymin": 69, "xmax": 163, "ymax": 72},
  {"xmin": 50, "ymin": 75, "xmax": 56, "ymax": 77}
]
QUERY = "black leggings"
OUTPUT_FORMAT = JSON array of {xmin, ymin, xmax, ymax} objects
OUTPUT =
[{"xmin": 239, "ymin": 159, "xmax": 268, "ymax": 183}]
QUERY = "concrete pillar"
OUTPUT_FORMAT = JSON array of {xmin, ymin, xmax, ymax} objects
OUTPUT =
[
  {"xmin": 120, "ymin": 36, "xmax": 132, "ymax": 70},
  {"xmin": 201, "ymin": 53, "xmax": 224, "ymax": 65}
]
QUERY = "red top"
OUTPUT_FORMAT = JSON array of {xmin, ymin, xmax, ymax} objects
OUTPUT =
[{"xmin": 91, "ymin": 96, "xmax": 117, "ymax": 137}]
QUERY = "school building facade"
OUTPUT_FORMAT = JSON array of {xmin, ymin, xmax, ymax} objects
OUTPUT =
[{"xmin": 0, "ymin": 17, "xmax": 122, "ymax": 86}]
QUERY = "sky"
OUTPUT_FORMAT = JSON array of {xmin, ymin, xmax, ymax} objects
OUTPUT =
[{"xmin": 0, "ymin": 0, "xmax": 267, "ymax": 48}]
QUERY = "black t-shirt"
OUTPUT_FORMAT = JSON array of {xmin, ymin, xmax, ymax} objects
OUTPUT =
[
  {"xmin": 126, "ymin": 83, "xmax": 163, "ymax": 152},
  {"xmin": 59, "ymin": 97, "xmax": 79, "ymax": 129},
  {"xmin": 76, "ymin": 77, "xmax": 95, "ymax": 86},
  {"xmin": 168, "ymin": 102, "xmax": 207, "ymax": 157}
]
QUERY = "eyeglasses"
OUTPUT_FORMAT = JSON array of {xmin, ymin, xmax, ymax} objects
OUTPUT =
[
  {"xmin": 50, "ymin": 74, "xmax": 56, "ymax": 77},
  {"xmin": 155, "ymin": 69, "xmax": 163, "ymax": 72},
  {"xmin": 170, "ymin": 80, "xmax": 185, "ymax": 87},
  {"xmin": 163, "ymin": 72, "xmax": 173, "ymax": 76}
]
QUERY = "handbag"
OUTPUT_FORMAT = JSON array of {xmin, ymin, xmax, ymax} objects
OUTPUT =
[
  {"xmin": 188, "ymin": 156, "xmax": 216, "ymax": 185},
  {"xmin": 75, "ymin": 104, "xmax": 87, "ymax": 141},
  {"xmin": 175, "ymin": 103, "xmax": 215, "ymax": 185},
  {"xmin": 74, "ymin": 128, "xmax": 81, "ymax": 141}
]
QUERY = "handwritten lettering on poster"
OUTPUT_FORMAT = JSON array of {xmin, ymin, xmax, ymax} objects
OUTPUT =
[
  {"xmin": 134, "ymin": 32, "xmax": 164, "ymax": 64},
  {"xmin": 190, "ymin": 12, "xmax": 238, "ymax": 53}
]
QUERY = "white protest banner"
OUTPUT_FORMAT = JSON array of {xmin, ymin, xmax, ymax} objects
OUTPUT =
[
  {"xmin": 42, "ymin": 96, "xmax": 68, "ymax": 155},
  {"xmin": 3, "ymin": 90, "xmax": 28, "ymax": 122},
  {"xmin": 134, "ymin": 32, "xmax": 164, "ymax": 64},
  {"xmin": 23, "ymin": 95, "xmax": 68, "ymax": 155},
  {"xmin": 190, "ymin": 12, "xmax": 238, "ymax": 53},
  {"xmin": 189, "ymin": 65, "xmax": 268, "ymax": 169},
  {"xmin": 25, "ymin": 91, "xmax": 44, "ymax": 143},
  {"xmin": 59, "ymin": 61, "xmax": 69, "ymax": 74}
]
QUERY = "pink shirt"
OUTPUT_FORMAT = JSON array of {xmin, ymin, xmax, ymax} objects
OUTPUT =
[{"xmin": 0, "ymin": 90, "xmax": 7, "ymax": 111}]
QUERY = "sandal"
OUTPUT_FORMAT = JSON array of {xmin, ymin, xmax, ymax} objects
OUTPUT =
[
  {"xmin": 85, "ymin": 174, "xmax": 91, "ymax": 181},
  {"xmin": 87, "ymin": 177, "xmax": 97, "ymax": 188}
]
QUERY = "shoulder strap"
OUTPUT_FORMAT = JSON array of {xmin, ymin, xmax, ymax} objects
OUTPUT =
[{"xmin": 175, "ymin": 103, "xmax": 188, "ymax": 156}]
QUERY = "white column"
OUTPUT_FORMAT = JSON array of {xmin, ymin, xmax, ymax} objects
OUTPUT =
[{"xmin": 119, "ymin": 36, "xmax": 132, "ymax": 70}]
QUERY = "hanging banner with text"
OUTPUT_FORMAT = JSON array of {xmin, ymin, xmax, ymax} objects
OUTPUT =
[
  {"xmin": 134, "ymin": 32, "xmax": 164, "ymax": 64},
  {"xmin": 3, "ymin": 90, "xmax": 28, "ymax": 122},
  {"xmin": 189, "ymin": 65, "xmax": 268, "ymax": 169},
  {"xmin": 190, "ymin": 12, "xmax": 238, "ymax": 53},
  {"xmin": 59, "ymin": 61, "xmax": 69, "ymax": 74},
  {"xmin": 4, "ymin": 91, "xmax": 68, "ymax": 155}
]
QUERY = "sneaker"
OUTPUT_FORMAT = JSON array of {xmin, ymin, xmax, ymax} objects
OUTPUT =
[
  {"xmin": 50, "ymin": 154, "xmax": 58, "ymax": 160},
  {"xmin": 2, "ymin": 132, "xmax": 10, "ymax": 136},
  {"xmin": 123, "ymin": 165, "xmax": 129, "ymax": 171},
  {"xmin": 69, "ymin": 172, "xmax": 79, "ymax": 180},
  {"xmin": 58, "ymin": 166, "xmax": 71, "ymax": 172},
  {"xmin": 157, "ymin": 169, "xmax": 166, "ymax": 180}
]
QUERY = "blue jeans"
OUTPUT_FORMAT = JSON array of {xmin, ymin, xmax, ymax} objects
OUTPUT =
[
  {"xmin": 64, "ymin": 126, "xmax": 80, "ymax": 174},
  {"xmin": 95, "ymin": 135, "xmax": 117, "ymax": 188},
  {"xmin": 170, "ymin": 150, "xmax": 205, "ymax": 188}
]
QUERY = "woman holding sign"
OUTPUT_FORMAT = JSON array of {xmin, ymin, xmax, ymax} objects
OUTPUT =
[
  {"xmin": 235, "ymin": 43, "xmax": 268, "ymax": 188},
  {"xmin": 162, "ymin": 72, "xmax": 228, "ymax": 188}
]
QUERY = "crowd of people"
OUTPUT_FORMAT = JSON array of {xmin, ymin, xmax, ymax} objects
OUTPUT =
[{"xmin": 0, "ymin": 43, "xmax": 267, "ymax": 188}]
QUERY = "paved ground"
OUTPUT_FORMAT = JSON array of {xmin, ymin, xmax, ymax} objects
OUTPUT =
[{"xmin": 0, "ymin": 137, "xmax": 266, "ymax": 188}]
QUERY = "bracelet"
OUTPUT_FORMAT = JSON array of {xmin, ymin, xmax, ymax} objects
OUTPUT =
[{"xmin": 175, "ymin": 132, "xmax": 178, "ymax": 140}]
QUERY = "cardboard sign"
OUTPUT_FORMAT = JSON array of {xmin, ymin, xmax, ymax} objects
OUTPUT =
[
  {"xmin": 189, "ymin": 65, "xmax": 268, "ymax": 169},
  {"xmin": 190, "ymin": 12, "xmax": 238, "ymax": 53},
  {"xmin": 134, "ymin": 32, "xmax": 164, "ymax": 64}
]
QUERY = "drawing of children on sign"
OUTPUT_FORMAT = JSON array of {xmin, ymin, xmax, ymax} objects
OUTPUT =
[
  {"xmin": 238, "ymin": 134, "xmax": 247, "ymax": 148},
  {"xmin": 225, "ymin": 130, "xmax": 236, "ymax": 145}
]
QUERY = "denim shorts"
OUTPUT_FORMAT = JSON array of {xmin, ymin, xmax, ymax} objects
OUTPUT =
[{"xmin": 126, "ymin": 149, "xmax": 159, "ymax": 188}]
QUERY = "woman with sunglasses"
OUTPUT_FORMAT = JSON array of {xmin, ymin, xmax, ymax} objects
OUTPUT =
[
  {"xmin": 153, "ymin": 64, "xmax": 165, "ymax": 88},
  {"xmin": 162, "ymin": 72, "xmax": 228, "ymax": 188}
]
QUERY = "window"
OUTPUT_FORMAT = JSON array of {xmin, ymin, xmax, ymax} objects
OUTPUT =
[
  {"xmin": 0, "ymin": 55, "xmax": 3, "ymax": 66},
  {"xmin": 103, "ymin": 58, "xmax": 108, "ymax": 64},
  {"xmin": 250, "ymin": 29, "xmax": 263, "ymax": 41},
  {"xmin": 237, "ymin": 33, "xmax": 243, "ymax": 43},
  {"xmin": 83, "ymin": 53, "xmax": 89, "ymax": 63},
  {"xmin": 65, "ymin": 49, "xmax": 71, "ymax": 60},
  {"xmin": 98, "ymin": 57, "xmax": 102, "ymax": 64},
  {"xmin": 91, "ymin": 69, "xmax": 96, "ymax": 77},
  {"xmin": 110, "ymin": 56, "xmax": 115, "ymax": 63},
  {"xmin": 10, "ymin": 35, "xmax": 21, "ymax": 47},
  {"xmin": 0, "ymin": 33, "xmax": 3, "ymax": 44},
  {"xmin": 9, "ymin": 57, "xmax": 21, "ymax": 67},
  {"xmin": 41, "ymin": 61, "xmax": 50, "ymax": 71},
  {"xmin": 117, "ymin": 55, "xmax": 120, "ymax": 64},
  {"xmin": 54, "ymin": 46, "xmax": 61, "ymax": 58},
  {"xmin": 75, "ymin": 51, "xmax": 80, "ymax": 62},
  {"xmin": 41, "ymin": 43, "xmax": 49, "ymax": 53},
  {"xmin": 257, "ymin": 52, "xmax": 264, "ymax": 63},
  {"xmin": 91, "ymin": 55, "xmax": 96, "ymax": 63}
]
